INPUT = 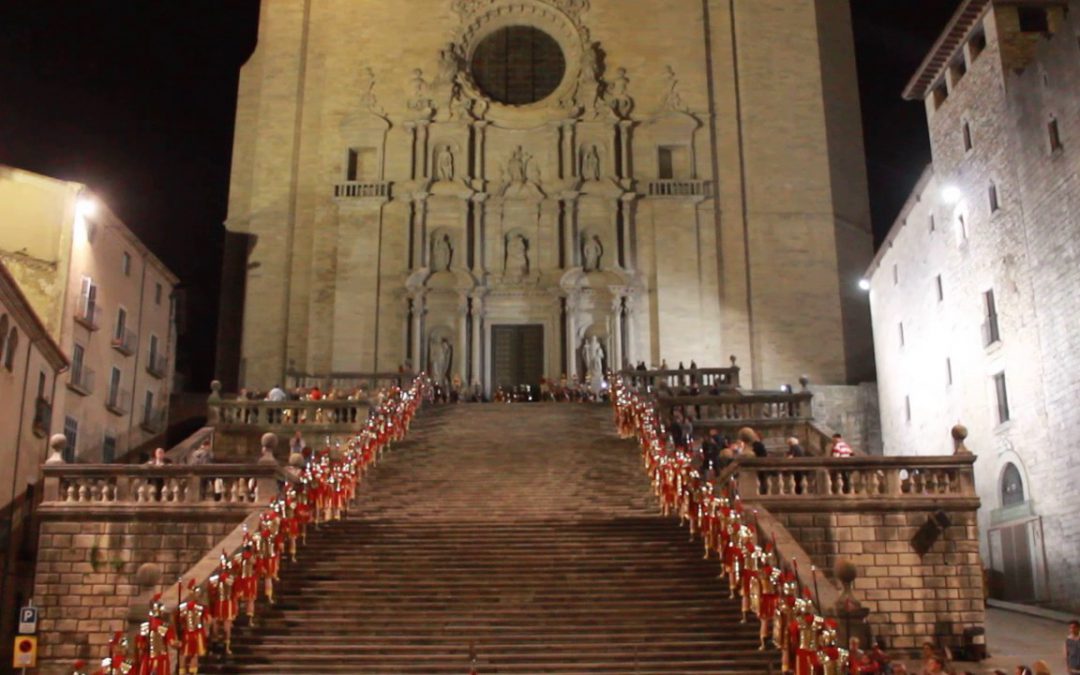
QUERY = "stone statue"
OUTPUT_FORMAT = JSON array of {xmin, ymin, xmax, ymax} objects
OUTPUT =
[
  {"xmin": 507, "ymin": 146, "xmax": 531, "ymax": 184},
  {"xmin": 607, "ymin": 67, "xmax": 634, "ymax": 119},
  {"xmin": 505, "ymin": 234, "xmax": 530, "ymax": 277},
  {"xmin": 583, "ymin": 335, "xmax": 605, "ymax": 381},
  {"xmin": 582, "ymin": 235, "xmax": 603, "ymax": 272},
  {"xmin": 407, "ymin": 68, "xmax": 434, "ymax": 112},
  {"xmin": 582, "ymin": 145, "xmax": 601, "ymax": 181},
  {"xmin": 661, "ymin": 64, "xmax": 688, "ymax": 113},
  {"xmin": 431, "ymin": 234, "xmax": 452, "ymax": 271},
  {"xmin": 436, "ymin": 146, "xmax": 455, "ymax": 181},
  {"xmin": 430, "ymin": 336, "xmax": 452, "ymax": 386},
  {"xmin": 359, "ymin": 66, "xmax": 385, "ymax": 116}
]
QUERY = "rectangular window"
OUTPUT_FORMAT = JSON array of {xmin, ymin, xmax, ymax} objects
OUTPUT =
[
  {"xmin": 79, "ymin": 276, "xmax": 97, "ymax": 320},
  {"xmin": 657, "ymin": 147, "xmax": 675, "ymax": 180},
  {"xmin": 893, "ymin": 264, "xmax": 899, "ymax": 285},
  {"xmin": 346, "ymin": 147, "xmax": 377, "ymax": 181},
  {"xmin": 905, "ymin": 395, "xmax": 912, "ymax": 423},
  {"xmin": 155, "ymin": 282, "xmax": 163, "ymax": 305},
  {"xmin": 994, "ymin": 372, "xmax": 1010, "ymax": 423},
  {"xmin": 1018, "ymin": 7, "xmax": 1049, "ymax": 33},
  {"xmin": 121, "ymin": 251, "xmax": 131, "ymax": 276},
  {"xmin": 63, "ymin": 416, "xmax": 78, "ymax": 461},
  {"xmin": 1048, "ymin": 118, "xmax": 1063, "ymax": 152},
  {"xmin": 962, "ymin": 121, "xmax": 973, "ymax": 151},
  {"xmin": 983, "ymin": 289, "xmax": 1001, "ymax": 346},
  {"xmin": 109, "ymin": 367, "xmax": 122, "ymax": 405},
  {"xmin": 102, "ymin": 434, "xmax": 117, "ymax": 463},
  {"xmin": 958, "ymin": 213, "xmax": 968, "ymax": 240},
  {"xmin": 930, "ymin": 214, "xmax": 936, "ymax": 233},
  {"xmin": 144, "ymin": 390, "xmax": 155, "ymax": 425},
  {"xmin": 899, "ymin": 321, "xmax": 905, "ymax": 347},
  {"xmin": 72, "ymin": 343, "xmax": 85, "ymax": 379},
  {"xmin": 946, "ymin": 358, "xmax": 953, "ymax": 386},
  {"xmin": 37, "ymin": 371, "xmax": 46, "ymax": 400},
  {"xmin": 115, "ymin": 307, "xmax": 127, "ymax": 341},
  {"xmin": 989, "ymin": 183, "xmax": 1000, "ymax": 212},
  {"xmin": 149, "ymin": 334, "xmax": 159, "ymax": 363},
  {"xmin": 970, "ymin": 33, "xmax": 986, "ymax": 60},
  {"xmin": 936, "ymin": 275, "xmax": 944, "ymax": 301}
]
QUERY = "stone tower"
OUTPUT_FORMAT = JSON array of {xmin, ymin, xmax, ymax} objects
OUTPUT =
[{"xmin": 222, "ymin": 0, "xmax": 873, "ymax": 392}]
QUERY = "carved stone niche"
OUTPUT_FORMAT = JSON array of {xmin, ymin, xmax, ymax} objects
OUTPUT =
[{"xmin": 450, "ymin": 0, "xmax": 599, "ymax": 127}]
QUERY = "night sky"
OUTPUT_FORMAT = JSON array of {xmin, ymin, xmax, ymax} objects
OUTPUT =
[{"xmin": 0, "ymin": 0, "xmax": 960, "ymax": 389}]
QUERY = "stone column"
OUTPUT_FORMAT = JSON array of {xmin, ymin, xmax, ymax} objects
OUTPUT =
[
  {"xmin": 470, "ymin": 294, "xmax": 484, "ymax": 388},
  {"xmin": 565, "ymin": 197, "xmax": 580, "ymax": 268},
  {"xmin": 472, "ymin": 120, "xmax": 488, "ymax": 180},
  {"xmin": 618, "ymin": 120, "xmax": 633, "ymax": 179},
  {"xmin": 411, "ymin": 294, "xmax": 425, "ymax": 373},
  {"xmin": 457, "ymin": 295, "xmax": 469, "ymax": 382},
  {"xmin": 415, "ymin": 121, "xmax": 430, "ymax": 180},
  {"xmin": 623, "ymin": 294, "xmax": 637, "ymax": 367},
  {"xmin": 611, "ymin": 296, "xmax": 624, "ymax": 372},
  {"xmin": 564, "ymin": 294, "xmax": 579, "ymax": 378},
  {"xmin": 561, "ymin": 121, "xmax": 576, "ymax": 179}
]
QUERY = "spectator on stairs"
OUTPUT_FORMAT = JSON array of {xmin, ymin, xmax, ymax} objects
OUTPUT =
[{"xmin": 831, "ymin": 433, "xmax": 854, "ymax": 458}]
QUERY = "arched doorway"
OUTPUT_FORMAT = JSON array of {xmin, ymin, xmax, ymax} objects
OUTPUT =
[{"xmin": 987, "ymin": 461, "xmax": 1048, "ymax": 603}]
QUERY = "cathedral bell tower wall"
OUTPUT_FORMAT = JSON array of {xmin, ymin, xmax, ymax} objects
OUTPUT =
[{"xmin": 225, "ymin": 0, "xmax": 873, "ymax": 392}]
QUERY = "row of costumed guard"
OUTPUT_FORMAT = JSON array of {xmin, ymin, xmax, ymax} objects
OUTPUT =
[
  {"xmin": 67, "ymin": 377, "xmax": 430, "ymax": 675},
  {"xmin": 613, "ymin": 378, "xmax": 854, "ymax": 675}
]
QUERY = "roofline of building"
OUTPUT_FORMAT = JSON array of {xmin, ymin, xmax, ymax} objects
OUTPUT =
[
  {"xmin": 0, "ymin": 260, "xmax": 69, "ymax": 371},
  {"xmin": 0, "ymin": 164, "xmax": 180, "ymax": 286},
  {"xmin": 865, "ymin": 164, "xmax": 935, "ymax": 280},
  {"xmin": 903, "ymin": 0, "xmax": 1070, "ymax": 101},
  {"xmin": 903, "ymin": 0, "xmax": 991, "ymax": 101}
]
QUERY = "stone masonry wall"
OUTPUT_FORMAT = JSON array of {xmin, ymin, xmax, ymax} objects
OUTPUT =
[
  {"xmin": 774, "ymin": 508, "xmax": 984, "ymax": 652},
  {"xmin": 33, "ymin": 515, "xmax": 244, "ymax": 665},
  {"xmin": 809, "ymin": 383, "xmax": 883, "ymax": 455}
]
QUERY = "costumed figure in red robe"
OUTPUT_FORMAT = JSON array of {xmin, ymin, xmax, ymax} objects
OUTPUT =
[
  {"xmin": 176, "ymin": 580, "xmax": 209, "ymax": 674},
  {"xmin": 137, "ymin": 594, "xmax": 174, "ymax": 675}
]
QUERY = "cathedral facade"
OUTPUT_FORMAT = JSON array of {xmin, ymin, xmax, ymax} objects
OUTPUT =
[{"xmin": 223, "ymin": 0, "xmax": 874, "ymax": 392}]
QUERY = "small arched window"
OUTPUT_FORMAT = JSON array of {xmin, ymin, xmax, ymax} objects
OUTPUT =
[
  {"xmin": 1001, "ymin": 463, "xmax": 1025, "ymax": 507},
  {"xmin": 3, "ymin": 327, "xmax": 18, "ymax": 371}
]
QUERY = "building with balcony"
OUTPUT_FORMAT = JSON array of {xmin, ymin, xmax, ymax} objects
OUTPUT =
[
  {"xmin": 0, "ymin": 166, "xmax": 179, "ymax": 463},
  {"xmin": 0, "ymin": 260, "xmax": 67, "ymax": 664},
  {"xmin": 867, "ymin": 0, "xmax": 1080, "ymax": 610}
]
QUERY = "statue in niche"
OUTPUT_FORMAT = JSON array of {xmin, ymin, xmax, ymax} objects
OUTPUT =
[
  {"xmin": 661, "ymin": 65, "xmax": 689, "ymax": 113},
  {"xmin": 505, "ymin": 234, "xmax": 530, "ymax": 277},
  {"xmin": 575, "ymin": 42, "xmax": 606, "ymax": 115},
  {"xmin": 606, "ymin": 67, "xmax": 634, "ymax": 119},
  {"xmin": 507, "ymin": 146, "xmax": 532, "ymax": 185},
  {"xmin": 582, "ymin": 235, "xmax": 603, "ymax": 272},
  {"xmin": 358, "ymin": 66, "xmax": 385, "ymax": 116},
  {"xmin": 407, "ymin": 68, "xmax": 434, "ymax": 112},
  {"xmin": 582, "ymin": 145, "xmax": 601, "ymax": 181},
  {"xmin": 431, "ymin": 234, "xmax": 452, "ymax": 272},
  {"xmin": 436, "ymin": 146, "xmax": 455, "ymax": 182},
  {"xmin": 583, "ymin": 335, "xmax": 606, "ymax": 381},
  {"xmin": 429, "ymin": 336, "xmax": 453, "ymax": 386}
]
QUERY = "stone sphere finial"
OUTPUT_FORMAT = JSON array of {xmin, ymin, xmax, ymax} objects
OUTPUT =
[
  {"xmin": 210, "ymin": 380, "xmax": 222, "ymax": 393},
  {"xmin": 834, "ymin": 558, "xmax": 863, "ymax": 613},
  {"xmin": 952, "ymin": 424, "xmax": 971, "ymax": 455},
  {"xmin": 46, "ymin": 434, "xmax": 68, "ymax": 464},
  {"xmin": 135, "ymin": 563, "xmax": 162, "ymax": 588},
  {"xmin": 729, "ymin": 354, "xmax": 737, "ymax": 367},
  {"xmin": 259, "ymin": 432, "xmax": 280, "ymax": 465},
  {"xmin": 799, "ymin": 375, "xmax": 810, "ymax": 391}
]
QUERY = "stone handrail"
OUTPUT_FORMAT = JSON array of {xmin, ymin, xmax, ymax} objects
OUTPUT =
[
  {"xmin": 40, "ymin": 464, "xmax": 281, "ymax": 507},
  {"xmin": 164, "ymin": 426, "xmax": 215, "ymax": 464},
  {"xmin": 619, "ymin": 364, "xmax": 740, "ymax": 391},
  {"xmin": 659, "ymin": 391, "xmax": 813, "ymax": 422},
  {"xmin": 285, "ymin": 370, "xmax": 413, "ymax": 392},
  {"xmin": 209, "ymin": 398, "xmax": 370, "ymax": 428},
  {"xmin": 731, "ymin": 455, "xmax": 978, "ymax": 506}
]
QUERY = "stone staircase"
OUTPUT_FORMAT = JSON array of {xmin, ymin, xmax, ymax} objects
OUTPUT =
[{"xmin": 209, "ymin": 404, "xmax": 779, "ymax": 673}]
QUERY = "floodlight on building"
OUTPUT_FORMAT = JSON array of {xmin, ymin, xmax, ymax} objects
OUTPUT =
[
  {"xmin": 941, "ymin": 184, "xmax": 963, "ymax": 205},
  {"xmin": 76, "ymin": 195, "xmax": 97, "ymax": 220},
  {"xmin": 858, "ymin": 278, "xmax": 871, "ymax": 291}
]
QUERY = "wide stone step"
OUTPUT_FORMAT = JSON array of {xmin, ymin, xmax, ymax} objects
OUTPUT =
[{"xmin": 214, "ymin": 405, "xmax": 778, "ymax": 673}]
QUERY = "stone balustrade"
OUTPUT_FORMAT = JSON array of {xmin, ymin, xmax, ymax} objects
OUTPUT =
[
  {"xmin": 209, "ymin": 398, "xmax": 370, "ymax": 429},
  {"xmin": 660, "ymin": 391, "xmax": 813, "ymax": 422},
  {"xmin": 645, "ymin": 179, "xmax": 713, "ymax": 198},
  {"xmin": 285, "ymin": 370, "xmax": 413, "ymax": 392},
  {"xmin": 333, "ymin": 180, "xmax": 391, "ymax": 199},
  {"xmin": 40, "ymin": 464, "xmax": 282, "ymax": 509},
  {"xmin": 729, "ymin": 455, "xmax": 978, "ymax": 507},
  {"xmin": 619, "ymin": 364, "xmax": 740, "ymax": 392}
]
